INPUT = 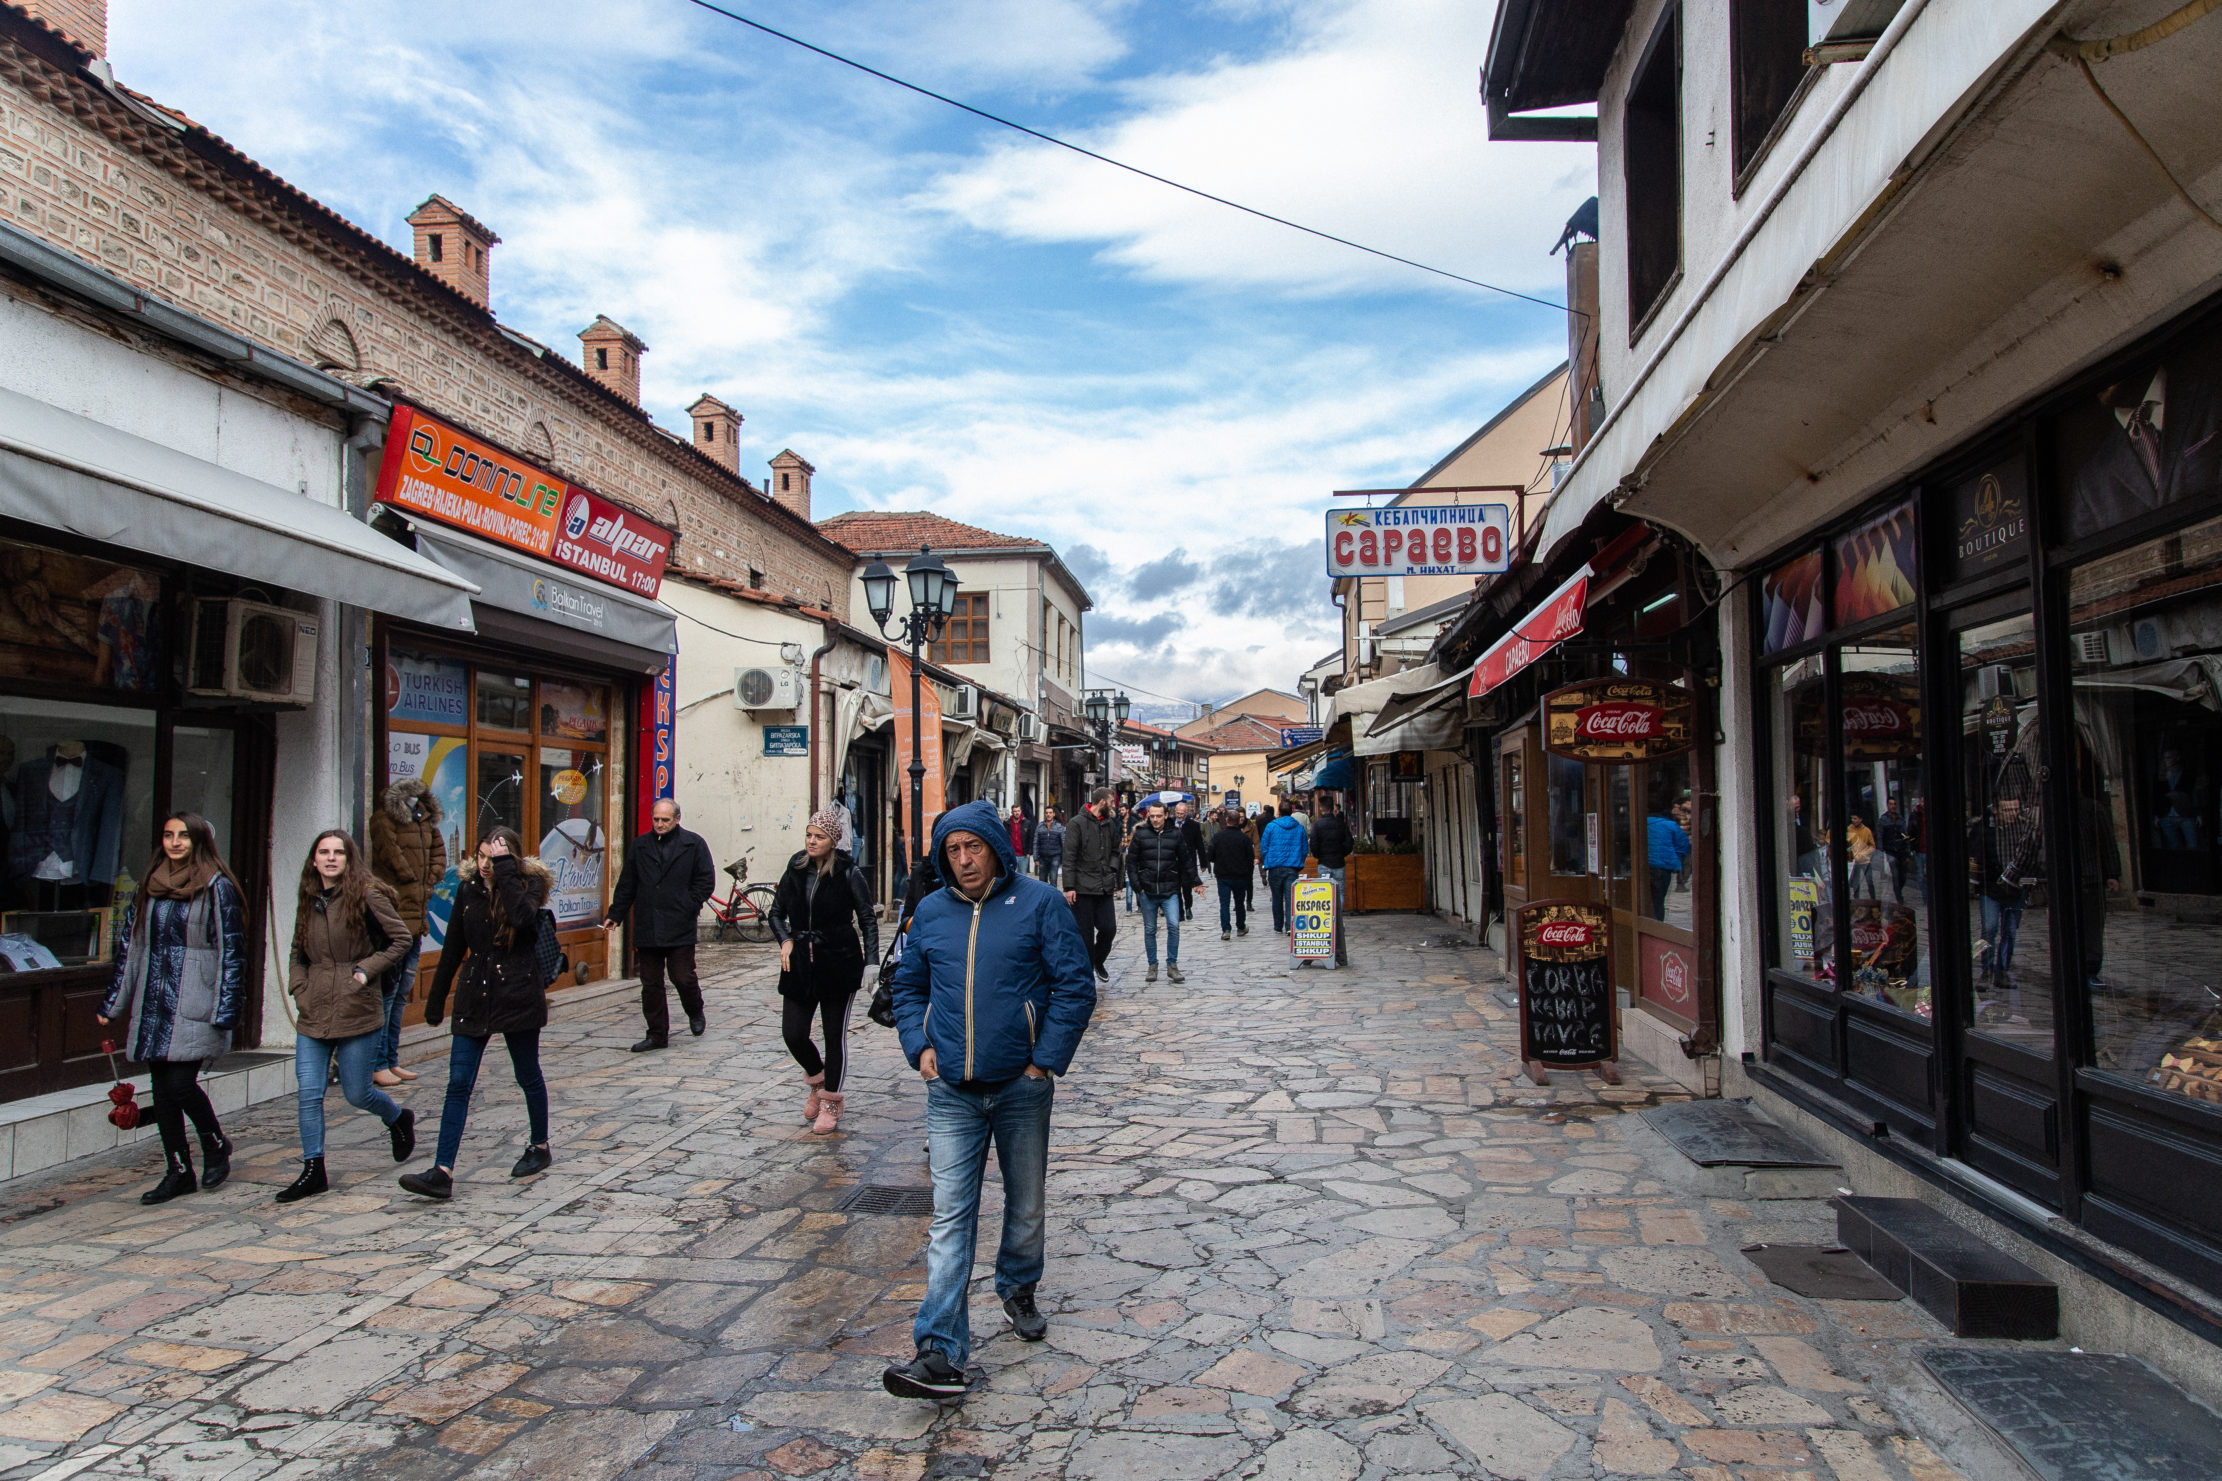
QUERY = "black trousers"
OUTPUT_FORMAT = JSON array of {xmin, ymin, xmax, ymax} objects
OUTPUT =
[
  {"xmin": 783, "ymin": 990, "xmax": 860, "ymax": 1091},
  {"xmin": 638, "ymin": 945, "xmax": 704, "ymax": 1039},
  {"xmin": 1070, "ymin": 893, "xmax": 1117, "ymax": 970},
  {"xmin": 148, "ymin": 1059, "xmax": 223, "ymax": 1161}
]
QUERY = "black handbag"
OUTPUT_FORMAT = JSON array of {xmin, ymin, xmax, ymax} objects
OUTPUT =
[{"xmin": 532, "ymin": 908, "xmax": 567, "ymax": 988}]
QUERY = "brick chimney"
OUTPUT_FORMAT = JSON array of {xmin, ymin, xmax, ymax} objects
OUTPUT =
[
  {"xmin": 687, "ymin": 394, "xmax": 742, "ymax": 475},
  {"xmin": 579, "ymin": 316, "xmax": 647, "ymax": 406},
  {"xmin": 23, "ymin": 0, "xmax": 103, "ymax": 55},
  {"xmin": 405, "ymin": 196, "xmax": 498, "ymax": 310},
  {"xmin": 769, "ymin": 449, "xmax": 814, "ymax": 522}
]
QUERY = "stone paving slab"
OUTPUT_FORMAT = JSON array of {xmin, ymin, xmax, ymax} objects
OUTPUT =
[{"xmin": 0, "ymin": 917, "xmax": 2035, "ymax": 1480}]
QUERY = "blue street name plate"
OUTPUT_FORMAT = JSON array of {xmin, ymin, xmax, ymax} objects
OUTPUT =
[{"xmin": 762, "ymin": 725, "xmax": 810, "ymax": 757}]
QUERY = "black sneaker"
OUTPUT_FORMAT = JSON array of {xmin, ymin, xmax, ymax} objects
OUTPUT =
[
  {"xmin": 631, "ymin": 1035, "xmax": 667, "ymax": 1053},
  {"xmin": 388, "ymin": 1108, "xmax": 416, "ymax": 1164},
  {"xmin": 1002, "ymin": 1284, "xmax": 1048, "ymax": 1341},
  {"xmin": 398, "ymin": 1166, "xmax": 453, "ymax": 1201},
  {"xmin": 882, "ymin": 1348, "xmax": 971, "ymax": 1403},
  {"xmin": 688, "ymin": 1013, "xmax": 706, "ymax": 1036},
  {"xmin": 511, "ymin": 1145, "xmax": 552, "ymax": 1179},
  {"xmin": 1094, "ymin": 963, "xmax": 1110, "ymax": 982}
]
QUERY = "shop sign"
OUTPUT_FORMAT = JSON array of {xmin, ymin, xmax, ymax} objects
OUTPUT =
[
  {"xmin": 1470, "ymin": 572, "xmax": 1589, "ymax": 698},
  {"xmin": 1221, "ymin": 790, "xmax": 1242, "ymax": 810},
  {"xmin": 1291, "ymin": 877, "xmax": 1338, "ymax": 960},
  {"xmin": 762, "ymin": 725, "xmax": 810, "ymax": 757},
  {"xmin": 376, "ymin": 405, "xmax": 673, "ymax": 598},
  {"xmin": 634, "ymin": 658, "xmax": 674, "ymax": 834},
  {"xmin": 1325, "ymin": 503, "xmax": 1512, "ymax": 579},
  {"xmin": 1640, "ymin": 936, "xmax": 1697, "ymax": 1016},
  {"xmin": 1842, "ymin": 674, "xmax": 1922, "ymax": 760},
  {"xmin": 1279, "ymin": 726, "xmax": 1324, "ymax": 748},
  {"xmin": 1387, "ymin": 750, "xmax": 1424, "ymax": 781},
  {"xmin": 1515, "ymin": 899, "xmax": 1616, "ymax": 1070},
  {"xmin": 1946, "ymin": 453, "xmax": 2029, "ymax": 582},
  {"xmin": 1787, "ymin": 877, "xmax": 1819, "ymax": 965},
  {"xmin": 1542, "ymin": 679, "xmax": 1695, "ymax": 762},
  {"xmin": 387, "ymin": 649, "xmax": 469, "ymax": 727}
]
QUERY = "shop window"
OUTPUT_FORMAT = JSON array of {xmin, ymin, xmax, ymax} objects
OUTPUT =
[
  {"xmin": 171, "ymin": 726, "xmax": 237, "ymax": 859},
  {"xmin": 1729, "ymin": 0, "xmax": 1810, "ymax": 185},
  {"xmin": 2059, "ymin": 322, "xmax": 2222, "ymax": 542},
  {"xmin": 1547, "ymin": 753, "xmax": 1589, "ymax": 876},
  {"xmin": 476, "ymin": 668, "xmax": 533, "ymax": 731},
  {"xmin": 1609, "ymin": 767, "xmax": 1635, "ymax": 912},
  {"xmin": 538, "ymin": 748, "xmax": 607, "ymax": 927},
  {"xmin": 1840, "ymin": 625, "xmax": 1928, "ymax": 1018},
  {"xmin": 2071, "ymin": 515, "xmax": 2222, "ymax": 1103},
  {"xmin": 1504, "ymin": 753, "xmax": 1526, "ymax": 879},
  {"xmin": 1832, "ymin": 498, "xmax": 1918, "ymax": 627},
  {"xmin": 1, "ymin": 698, "xmax": 154, "ymax": 968},
  {"xmin": 476, "ymin": 749, "xmax": 527, "ymax": 840},
  {"xmin": 1624, "ymin": 4, "xmax": 1683, "ymax": 333},
  {"xmin": 931, "ymin": 592, "xmax": 991, "ymax": 665},
  {"xmin": 1761, "ymin": 547, "xmax": 1824, "ymax": 654},
  {"xmin": 1956, "ymin": 611, "xmax": 2053, "ymax": 1052},
  {"xmin": 1768, "ymin": 656, "xmax": 1834, "ymax": 979},
  {"xmin": 1644, "ymin": 754, "xmax": 1696, "ymax": 930}
]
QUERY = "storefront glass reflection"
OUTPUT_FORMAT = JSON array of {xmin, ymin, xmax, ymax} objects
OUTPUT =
[
  {"xmin": 1770, "ymin": 657, "xmax": 1834, "ymax": 979},
  {"xmin": 1841, "ymin": 626, "xmax": 1928, "ymax": 1018},
  {"xmin": 1957, "ymin": 611, "xmax": 2055, "ymax": 1055}
]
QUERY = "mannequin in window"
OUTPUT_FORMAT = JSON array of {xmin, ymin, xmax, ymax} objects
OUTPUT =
[{"xmin": 7, "ymin": 741, "xmax": 126, "ymax": 906}]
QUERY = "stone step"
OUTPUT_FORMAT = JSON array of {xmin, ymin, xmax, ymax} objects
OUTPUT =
[{"xmin": 1833, "ymin": 1195, "xmax": 2058, "ymax": 1340}]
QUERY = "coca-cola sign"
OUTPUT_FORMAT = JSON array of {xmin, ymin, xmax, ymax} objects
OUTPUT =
[
  {"xmin": 1536, "ymin": 921, "xmax": 1595, "ymax": 948},
  {"xmin": 1544, "ymin": 680, "xmax": 1694, "ymax": 761},
  {"xmin": 1842, "ymin": 699, "xmax": 1909, "ymax": 735}
]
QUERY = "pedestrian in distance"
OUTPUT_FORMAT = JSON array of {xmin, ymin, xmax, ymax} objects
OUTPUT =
[
  {"xmin": 97, "ymin": 812, "xmax": 243, "ymax": 1205},
  {"xmin": 1128, "ymin": 800, "xmax": 1198, "ymax": 983},
  {"xmin": 1118, "ymin": 802, "xmax": 1138, "ymax": 912},
  {"xmin": 601, "ymin": 799, "xmax": 716, "ymax": 1052},
  {"xmin": 770, "ymin": 808, "xmax": 878, "ymax": 1135},
  {"xmin": 884, "ymin": 800, "xmax": 1097, "ymax": 1403},
  {"xmin": 1033, "ymin": 807, "xmax": 1064, "ymax": 882},
  {"xmin": 367, "ymin": 778, "xmax": 443, "ymax": 1087},
  {"xmin": 1063, "ymin": 786, "xmax": 1122, "ymax": 983},
  {"xmin": 278, "ymin": 830, "xmax": 418, "ymax": 1203},
  {"xmin": 1173, "ymin": 800, "xmax": 1203, "ymax": 922},
  {"xmin": 398, "ymin": 827, "xmax": 553, "ymax": 1200},
  {"xmin": 1007, "ymin": 805, "xmax": 1036, "ymax": 873},
  {"xmin": 1647, "ymin": 806, "xmax": 1692, "ymax": 920},
  {"xmin": 1208, "ymin": 805, "xmax": 1254, "ymax": 939},
  {"xmin": 1309, "ymin": 795, "xmax": 1354, "ymax": 967},
  {"xmin": 1260, "ymin": 800, "xmax": 1310, "ymax": 937}
]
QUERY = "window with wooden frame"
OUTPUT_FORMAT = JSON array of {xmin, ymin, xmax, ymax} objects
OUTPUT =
[
  {"xmin": 1730, "ymin": 0, "xmax": 1814, "ymax": 190},
  {"xmin": 1623, "ymin": 4, "xmax": 1683, "ymax": 336},
  {"xmin": 931, "ymin": 592, "xmax": 991, "ymax": 665}
]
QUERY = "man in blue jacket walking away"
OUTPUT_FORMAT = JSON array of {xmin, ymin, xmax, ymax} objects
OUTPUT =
[
  {"xmin": 884, "ymin": 800, "xmax": 1098, "ymax": 1403},
  {"xmin": 1259, "ymin": 800, "xmax": 1312, "ymax": 936}
]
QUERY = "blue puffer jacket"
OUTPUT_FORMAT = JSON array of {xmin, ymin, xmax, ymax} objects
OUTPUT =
[
  {"xmin": 1260, "ymin": 814, "xmax": 1311, "ymax": 870},
  {"xmin": 892, "ymin": 800, "xmax": 1097, "ymax": 1083}
]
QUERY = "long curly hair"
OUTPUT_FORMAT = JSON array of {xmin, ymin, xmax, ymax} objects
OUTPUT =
[
  {"xmin": 295, "ymin": 829, "xmax": 383, "ymax": 946},
  {"xmin": 478, "ymin": 826, "xmax": 531, "ymax": 948}
]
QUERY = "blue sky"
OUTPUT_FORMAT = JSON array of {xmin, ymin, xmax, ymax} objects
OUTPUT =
[{"xmin": 110, "ymin": 0, "xmax": 1593, "ymax": 709}]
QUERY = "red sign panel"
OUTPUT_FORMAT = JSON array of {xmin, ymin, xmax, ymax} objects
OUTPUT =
[
  {"xmin": 1470, "ymin": 573, "xmax": 1588, "ymax": 698},
  {"xmin": 1543, "ymin": 679, "xmax": 1696, "ymax": 762},
  {"xmin": 375, "ymin": 405, "xmax": 673, "ymax": 598},
  {"xmin": 635, "ymin": 657, "xmax": 675, "ymax": 834},
  {"xmin": 1639, "ymin": 935, "xmax": 1697, "ymax": 1019}
]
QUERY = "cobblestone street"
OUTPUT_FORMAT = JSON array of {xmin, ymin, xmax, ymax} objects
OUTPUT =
[{"xmin": 0, "ymin": 915, "xmax": 2002, "ymax": 1481}]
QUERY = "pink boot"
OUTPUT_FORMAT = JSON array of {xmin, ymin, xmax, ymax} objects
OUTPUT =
[
  {"xmin": 802, "ymin": 1073, "xmax": 825, "ymax": 1124},
  {"xmin": 813, "ymin": 1091, "xmax": 844, "ymax": 1135}
]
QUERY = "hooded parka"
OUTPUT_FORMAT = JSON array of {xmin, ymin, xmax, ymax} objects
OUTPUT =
[
  {"xmin": 426, "ymin": 854, "xmax": 553, "ymax": 1037},
  {"xmin": 290, "ymin": 882, "xmax": 412, "ymax": 1040},
  {"xmin": 369, "ymin": 780, "xmax": 448, "ymax": 937}
]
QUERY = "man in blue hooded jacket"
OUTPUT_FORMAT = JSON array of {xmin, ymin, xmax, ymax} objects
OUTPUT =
[{"xmin": 883, "ymin": 800, "xmax": 1097, "ymax": 1402}]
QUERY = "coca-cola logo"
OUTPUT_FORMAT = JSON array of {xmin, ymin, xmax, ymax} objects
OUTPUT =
[
  {"xmin": 1576, "ymin": 702, "xmax": 1663, "ymax": 739},
  {"xmin": 1851, "ymin": 921, "xmax": 1888, "ymax": 951},
  {"xmin": 1536, "ymin": 921, "xmax": 1594, "ymax": 948},
  {"xmin": 1842, "ymin": 700, "xmax": 1908, "ymax": 734},
  {"xmin": 1660, "ymin": 952, "xmax": 1688, "ymax": 996}
]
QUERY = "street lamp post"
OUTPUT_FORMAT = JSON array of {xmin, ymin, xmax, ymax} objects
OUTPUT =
[
  {"xmin": 862, "ymin": 545, "xmax": 961, "ymax": 873},
  {"xmin": 1084, "ymin": 689, "xmax": 1130, "ymax": 798}
]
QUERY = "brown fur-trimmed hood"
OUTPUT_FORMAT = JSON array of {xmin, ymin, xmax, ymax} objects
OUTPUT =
[
  {"xmin": 456, "ymin": 852, "xmax": 553, "ymax": 906},
  {"xmin": 380, "ymin": 778, "xmax": 443, "ymax": 825}
]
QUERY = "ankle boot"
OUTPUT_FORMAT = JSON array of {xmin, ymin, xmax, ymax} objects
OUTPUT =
[
  {"xmin": 813, "ymin": 1091, "xmax": 844, "ymax": 1135},
  {"xmin": 142, "ymin": 1149, "xmax": 197, "ymax": 1205},
  {"xmin": 803, "ymin": 1073, "xmax": 826, "ymax": 1124},
  {"xmin": 275, "ymin": 1157, "xmax": 328, "ymax": 1204},
  {"xmin": 199, "ymin": 1130, "xmax": 233, "ymax": 1190}
]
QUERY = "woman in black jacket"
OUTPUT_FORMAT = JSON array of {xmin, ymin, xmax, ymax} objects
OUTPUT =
[
  {"xmin": 770, "ymin": 808, "xmax": 877, "ymax": 1134},
  {"xmin": 398, "ymin": 827, "xmax": 554, "ymax": 1200}
]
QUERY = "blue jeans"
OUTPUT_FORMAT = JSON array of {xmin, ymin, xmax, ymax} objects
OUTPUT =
[
  {"xmin": 916, "ymin": 1072, "xmax": 1053, "ymax": 1368},
  {"xmin": 433, "ymin": 1030, "xmax": 549, "ymax": 1171},
  {"xmin": 1268, "ymin": 868, "xmax": 1300, "ymax": 934},
  {"xmin": 1979, "ymin": 897, "xmax": 2024, "ymax": 975},
  {"xmin": 378, "ymin": 939, "xmax": 420, "ymax": 1071},
  {"xmin": 1140, "ymin": 893, "xmax": 1180, "ymax": 965},
  {"xmin": 294, "ymin": 1030, "xmax": 402, "ymax": 1160},
  {"xmin": 1217, "ymin": 878, "xmax": 1247, "ymax": 933}
]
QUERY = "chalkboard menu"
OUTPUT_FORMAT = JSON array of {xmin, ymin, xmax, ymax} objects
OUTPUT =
[{"xmin": 1516, "ymin": 899, "xmax": 1616, "ymax": 1073}]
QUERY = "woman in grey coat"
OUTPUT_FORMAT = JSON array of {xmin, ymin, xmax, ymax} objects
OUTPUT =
[{"xmin": 98, "ymin": 812, "xmax": 247, "ymax": 1205}]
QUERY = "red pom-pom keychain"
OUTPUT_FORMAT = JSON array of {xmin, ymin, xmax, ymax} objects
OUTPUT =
[{"xmin": 100, "ymin": 1040, "xmax": 141, "ymax": 1131}]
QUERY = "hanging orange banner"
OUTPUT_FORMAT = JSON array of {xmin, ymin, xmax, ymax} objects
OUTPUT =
[{"xmin": 887, "ymin": 651, "xmax": 946, "ymax": 856}]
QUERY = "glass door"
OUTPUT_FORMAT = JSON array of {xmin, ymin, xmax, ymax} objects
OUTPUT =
[{"xmin": 1944, "ymin": 601, "xmax": 2066, "ymax": 1204}]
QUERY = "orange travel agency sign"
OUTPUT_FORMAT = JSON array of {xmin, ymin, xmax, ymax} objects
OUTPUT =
[{"xmin": 375, "ymin": 405, "xmax": 672, "ymax": 598}]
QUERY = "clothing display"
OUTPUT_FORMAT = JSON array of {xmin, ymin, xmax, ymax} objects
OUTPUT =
[{"xmin": 7, "ymin": 747, "xmax": 126, "ymax": 887}]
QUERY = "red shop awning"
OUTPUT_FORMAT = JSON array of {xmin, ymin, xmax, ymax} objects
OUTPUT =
[{"xmin": 1468, "ymin": 570, "xmax": 1591, "ymax": 698}]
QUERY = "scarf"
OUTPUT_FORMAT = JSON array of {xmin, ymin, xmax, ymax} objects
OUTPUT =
[{"xmin": 145, "ymin": 854, "xmax": 218, "ymax": 901}]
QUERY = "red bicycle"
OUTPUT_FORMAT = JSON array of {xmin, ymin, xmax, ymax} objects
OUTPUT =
[{"xmin": 709, "ymin": 853, "xmax": 778, "ymax": 943}]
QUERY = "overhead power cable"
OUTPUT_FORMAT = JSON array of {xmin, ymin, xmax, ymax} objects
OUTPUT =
[{"xmin": 680, "ymin": 0, "xmax": 1570, "ymax": 313}]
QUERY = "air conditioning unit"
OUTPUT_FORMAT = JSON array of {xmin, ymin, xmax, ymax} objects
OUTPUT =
[
  {"xmin": 733, "ymin": 665, "xmax": 803, "ymax": 711},
  {"xmin": 187, "ymin": 598, "xmax": 317, "ymax": 706},
  {"xmin": 1017, "ymin": 713, "xmax": 1042, "ymax": 743},
  {"xmin": 2130, "ymin": 617, "xmax": 2174, "ymax": 663},
  {"xmin": 2070, "ymin": 632, "xmax": 2111, "ymax": 667},
  {"xmin": 950, "ymin": 684, "xmax": 980, "ymax": 721}
]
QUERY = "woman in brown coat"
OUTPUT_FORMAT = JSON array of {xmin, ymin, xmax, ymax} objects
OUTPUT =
[{"xmin": 280, "ymin": 830, "xmax": 418, "ymax": 1203}]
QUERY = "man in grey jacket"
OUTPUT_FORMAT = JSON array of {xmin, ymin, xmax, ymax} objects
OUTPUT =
[{"xmin": 1062, "ymin": 787, "xmax": 1122, "ymax": 983}]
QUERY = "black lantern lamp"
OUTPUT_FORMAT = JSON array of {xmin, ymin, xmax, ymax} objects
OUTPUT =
[{"xmin": 861, "ymin": 561, "xmax": 897, "ymax": 629}]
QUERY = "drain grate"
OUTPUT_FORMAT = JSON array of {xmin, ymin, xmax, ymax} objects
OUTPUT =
[{"xmin": 840, "ymin": 1184, "xmax": 936, "ymax": 1216}]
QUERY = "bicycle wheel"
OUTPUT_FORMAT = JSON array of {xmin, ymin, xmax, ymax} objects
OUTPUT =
[{"xmin": 735, "ymin": 884, "xmax": 780, "ymax": 943}]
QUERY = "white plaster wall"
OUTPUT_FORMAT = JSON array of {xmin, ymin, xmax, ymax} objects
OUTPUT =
[{"xmin": 1716, "ymin": 581, "xmax": 1765, "ymax": 1059}]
